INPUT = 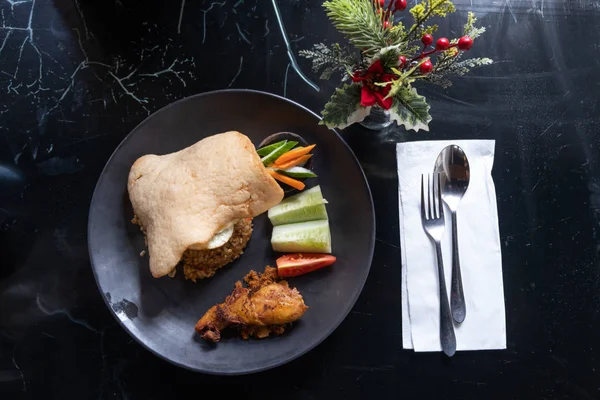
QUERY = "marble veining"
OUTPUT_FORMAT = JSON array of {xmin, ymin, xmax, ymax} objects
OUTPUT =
[
  {"xmin": 0, "ymin": 0, "xmax": 599, "ymax": 397},
  {"xmin": 201, "ymin": 1, "xmax": 226, "ymax": 44},
  {"xmin": 0, "ymin": 0, "xmax": 199, "ymax": 169},
  {"xmin": 270, "ymin": 0, "xmax": 319, "ymax": 92}
]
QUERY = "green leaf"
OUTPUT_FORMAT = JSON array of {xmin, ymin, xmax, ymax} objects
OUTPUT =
[
  {"xmin": 320, "ymin": 83, "xmax": 366, "ymax": 129},
  {"xmin": 388, "ymin": 86, "xmax": 432, "ymax": 132},
  {"xmin": 372, "ymin": 45, "xmax": 402, "ymax": 71}
]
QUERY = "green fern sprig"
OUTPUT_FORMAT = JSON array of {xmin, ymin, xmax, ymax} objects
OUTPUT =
[
  {"xmin": 427, "ymin": 57, "xmax": 493, "ymax": 88},
  {"xmin": 299, "ymin": 43, "xmax": 360, "ymax": 80},
  {"xmin": 404, "ymin": 0, "xmax": 456, "ymax": 43},
  {"xmin": 322, "ymin": 0, "xmax": 407, "ymax": 58},
  {"xmin": 463, "ymin": 11, "xmax": 486, "ymax": 39},
  {"xmin": 425, "ymin": 12, "xmax": 492, "ymax": 88}
]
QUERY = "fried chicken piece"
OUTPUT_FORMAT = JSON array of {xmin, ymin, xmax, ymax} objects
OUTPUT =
[{"xmin": 195, "ymin": 266, "xmax": 308, "ymax": 342}]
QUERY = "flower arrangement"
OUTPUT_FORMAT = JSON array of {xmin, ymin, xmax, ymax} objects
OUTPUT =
[{"xmin": 299, "ymin": 0, "xmax": 493, "ymax": 131}]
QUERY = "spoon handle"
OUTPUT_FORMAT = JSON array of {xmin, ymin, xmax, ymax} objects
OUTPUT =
[
  {"xmin": 451, "ymin": 211, "xmax": 466, "ymax": 324},
  {"xmin": 434, "ymin": 240, "xmax": 456, "ymax": 357}
]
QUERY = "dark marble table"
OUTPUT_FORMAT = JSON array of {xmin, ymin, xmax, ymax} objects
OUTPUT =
[{"xmin": 1, "ymin": 0, "xmax": 599, "ymax": 398}]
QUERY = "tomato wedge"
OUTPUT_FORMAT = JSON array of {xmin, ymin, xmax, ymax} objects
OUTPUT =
[{"xmin": 276, "ymin": 253, "xmax": 336, "ymax": 277}]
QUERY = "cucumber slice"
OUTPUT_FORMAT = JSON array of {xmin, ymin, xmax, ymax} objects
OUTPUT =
[
  {"xmin": 261, "ymin": 142, "xmax": 287, "ymax": 166},
  {"xmin": 278, "ymin": 166, "xmax": 318, "ymax": 179},
  {"xmin": 256, "ymin": 140, "xmax": 287, "ymax": 156},
  {"xmin": 271, "ymin": 220, "xmax": 332, "ymax": 253},
  {"xmin": 268, "ymin": 185, "xmax": 328, "ymax": 226},
  {"xmin": 260, "ymin": 141, "xmax": 298, "ymax": 166}
]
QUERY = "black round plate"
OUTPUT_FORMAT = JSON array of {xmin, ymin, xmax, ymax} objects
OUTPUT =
[{"xmin": 88, "ymin": 89, "xmax": 375, "ymax": 375}]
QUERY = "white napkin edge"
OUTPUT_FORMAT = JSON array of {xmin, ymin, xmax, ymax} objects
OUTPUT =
[{"xmin": 399, "ymin": 180, "xmax": 413, "ymax": 349}]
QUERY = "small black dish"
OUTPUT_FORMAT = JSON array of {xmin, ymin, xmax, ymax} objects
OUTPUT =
[{"xmin": 258, "ymin": 131, "xmax": 314, "ymax": 195}]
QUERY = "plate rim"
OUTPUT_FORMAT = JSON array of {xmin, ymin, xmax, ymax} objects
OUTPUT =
[{"xmin": 87, "ymin": 89, "xmax": 376, "ymax": 375}]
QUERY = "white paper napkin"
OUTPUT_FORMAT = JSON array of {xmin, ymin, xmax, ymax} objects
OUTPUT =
[{"xmin": 397, "ymin": 140, "xmax": 506, "ymax": 352}]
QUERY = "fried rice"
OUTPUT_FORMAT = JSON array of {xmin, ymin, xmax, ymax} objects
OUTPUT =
[
  {"xmin": 182, "ymin": 218, "xmax": 253, "ymax": 282},
  {"xmin": 133, "ymin": 216, "xmax": 253, "ymax": 282}
]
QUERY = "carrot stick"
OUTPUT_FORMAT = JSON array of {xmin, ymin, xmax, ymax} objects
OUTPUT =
[
  {"xmin": 273, "ymin": 154, "xmax": 312, "ymax": 170},
  {"xmin": 267, "ymin": 169, "xmax": 305, "ymax": 191},
  {"xmin": 274, "ymin": 144, "xmax": 316, "ymax": 166}
]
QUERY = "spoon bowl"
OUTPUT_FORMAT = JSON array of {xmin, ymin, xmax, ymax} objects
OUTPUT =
[{"xmin": 434, "ymin": 145, "xmax": 470, "ymax": 211}]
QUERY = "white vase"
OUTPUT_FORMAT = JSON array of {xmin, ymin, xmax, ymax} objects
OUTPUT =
[{"xmin": 359, "ymin": 105, "xmax": 393, "ymax": 130}]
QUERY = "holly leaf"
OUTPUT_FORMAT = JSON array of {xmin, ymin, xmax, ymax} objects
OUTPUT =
[
  {"xmin": 320, "ymin": 83, "xmax": 366, "ymax": 129},
  {"xmin": 388, "ymin": 86, "xmax": 432, "ymax": 132},
  {"xmin": 372, "ymin": 45, "xmax": 402, "ymax": 71}
]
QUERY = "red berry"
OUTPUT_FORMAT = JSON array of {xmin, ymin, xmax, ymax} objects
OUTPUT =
[
  {"xmin": 398, "ymin": 55, "xmax": 407, "ymax": 66},
  {"xmin": 436, "ymin": 37, "xmax": 450, "ymax": 50},
  {"xmin": 420, "ymin": 59, "xmax": 433, "ymax": 74},
  {"xmin": 374, "ymin": 0, "xmax": 385, "ymax": 7},
  {"xmin": 421, "ymin": 34, "xmax": 434, "ymax": 47},
  {"xmin": 383, "ymin": 20, "xmax": 391, "ymax": 29},
  {"xmin": 458, "ymin": 36, "xmax": 474, "ymax": 50},
  {"xmin": 394, "ymin": 0, "xmax": 407, "ymax": 11}
]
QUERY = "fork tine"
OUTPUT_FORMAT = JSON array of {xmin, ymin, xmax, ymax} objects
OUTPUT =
[
  {"xmin": 437, "ymin": 172, "xmax": 444, "ymax": 218},
  {"xmin": 434, "ymin": 173, "xmax": 439, "ymax": 219},
  {"xmin": 421, "ymin": 174, "xmax": 426, "ymax": 220},
  {"xmin": 428, "ymin": 174, "xmax": 433, "ymax": 220},
  {"xmin": 433, "ymin": 172, "xmax": 440, "ymax": 219}
]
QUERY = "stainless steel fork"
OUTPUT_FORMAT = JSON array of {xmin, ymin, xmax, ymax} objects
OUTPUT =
[{"xmin": 420, "ymin": 173, "xmax": 456, "ymax": 357}]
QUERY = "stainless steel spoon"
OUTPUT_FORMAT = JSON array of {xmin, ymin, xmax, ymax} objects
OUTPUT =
[{"xmin": 434, "ymin": 145, "xmax": 470, "ymax": 324}]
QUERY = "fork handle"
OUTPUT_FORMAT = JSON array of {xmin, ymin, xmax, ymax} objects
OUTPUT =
[
  {"xmin": 435, "ymin": 241, "xmax": 456, "ymax": 357},
  {"xmin": 451, "ymin": 211, "xmax": 466, "ymax": 324}
]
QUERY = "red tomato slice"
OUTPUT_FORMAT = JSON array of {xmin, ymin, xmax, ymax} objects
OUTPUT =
[{"xmin": 276, "ymin": 253, "xmax": 337, "ymax": 277}]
